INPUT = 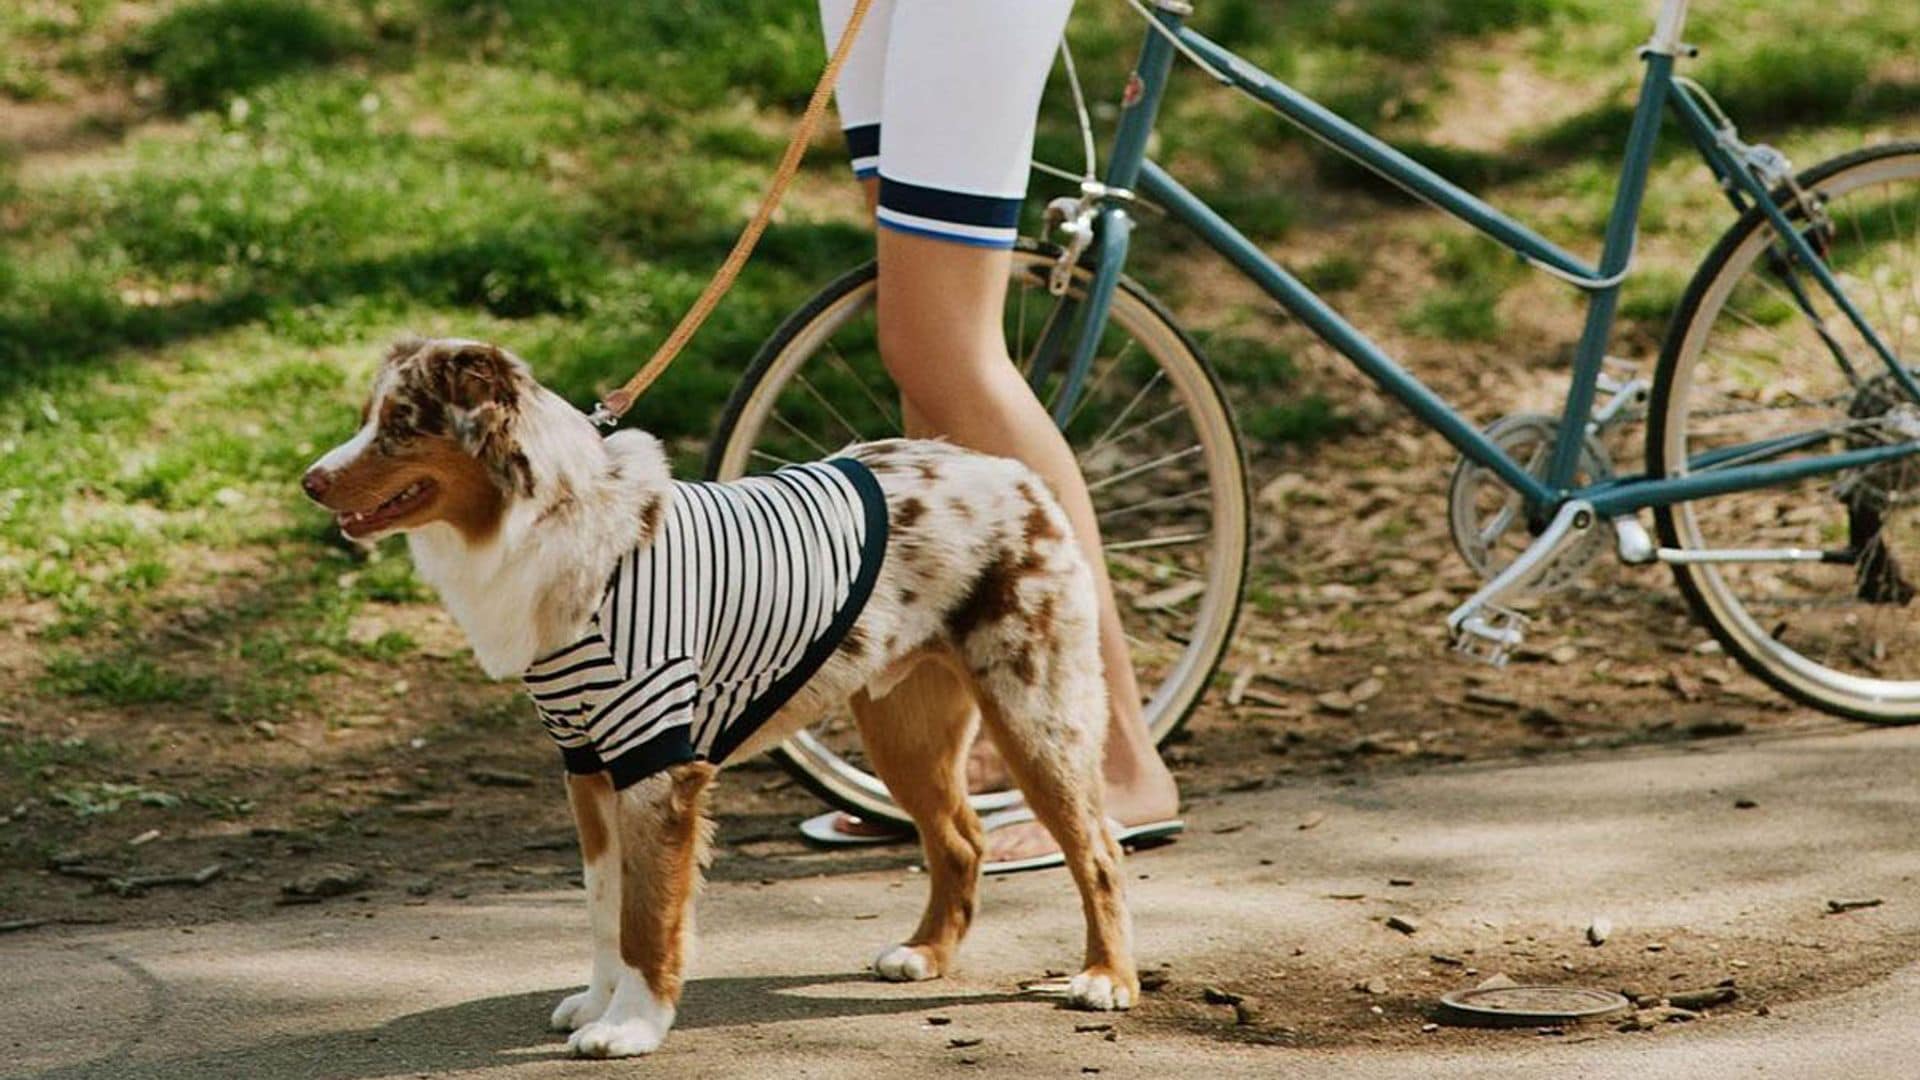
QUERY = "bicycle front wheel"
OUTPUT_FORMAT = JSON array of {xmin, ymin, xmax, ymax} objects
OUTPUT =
[
  {"xmin": 1649, "ymin": 142, "xmax": 1920, "ymax": 722},
  {"xmin": 708, "ymin": 243, "xmax": 1250, "ymax": 824}
]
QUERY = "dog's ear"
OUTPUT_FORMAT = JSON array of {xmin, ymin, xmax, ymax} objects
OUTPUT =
[{"xmin": 444, "ymin": 344, "xmax": 535, "ymax": 496}]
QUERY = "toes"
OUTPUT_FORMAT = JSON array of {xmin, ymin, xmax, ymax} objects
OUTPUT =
[
  {"xmin": 873, "ymin": 943, "xmax": 940, "ymax": 982},
  {"xmin": 549, "ymin": 988, "xmax": 609, "ymax": 1032},
  {"xmin": 568, "ymin": 1018, "xmax": 664, "ymax": 1058},
  {"xmin": 1067, "ymin": 969, "xmax": 1135, "ymax": 1011}
]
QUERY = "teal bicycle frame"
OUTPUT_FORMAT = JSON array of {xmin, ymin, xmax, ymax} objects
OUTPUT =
[{"xmin": 1052, "ymin": 0, "xmax": 1920, "ymax": 526}]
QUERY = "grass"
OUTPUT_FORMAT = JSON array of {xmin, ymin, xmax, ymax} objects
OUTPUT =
[
  {"xmin": 1401, "ymin": 234, "xmax": 1523, "ymax": 343},
  {"xmin": 130, "ymin": 0, "xmax": 361, "ymax": 112},
  {"xmin": 0, "ymin": 0, "xmax": 1915, "ymax": 737}
]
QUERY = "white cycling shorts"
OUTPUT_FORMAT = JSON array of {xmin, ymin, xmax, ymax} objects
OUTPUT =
[{"xmin": 819, "ymin": 0, "xmax": 1073, "ymax": 249}]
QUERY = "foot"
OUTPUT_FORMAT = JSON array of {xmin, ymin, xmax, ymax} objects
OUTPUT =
[
  {"xmin": 566, "ymin": 975, "xmax": 674, "ymax": 1058},
  {"xmin": 1067, "ymin": 965, "xmax": 1139, "ymax": 1011},
  {"xmin": 818, "ymin": 738, "xmax": 1018, "ymax": 841},
  {"xmin": 549, "ymin": 985, "xmax": 612, "ymax": 1032},
  {"xmin": 984, "ymin": 757, "xmax": 1180, "ymax": 865},
  {"xmin": 822, "ymin": 813, "xmax": 908, "ymax": 839},
  {"xmin": 872, "ymin": 943, "xmax": 943, "ymax": 982}
]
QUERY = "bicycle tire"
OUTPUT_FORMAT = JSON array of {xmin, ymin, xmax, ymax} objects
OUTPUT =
[
  {"xmin": 1648, "ymin": 140, "xmax": 1920, "ymax": 723},
  {"xmin": 707, "ymin": 242, "xmax": 1250, "ymax": 823}
]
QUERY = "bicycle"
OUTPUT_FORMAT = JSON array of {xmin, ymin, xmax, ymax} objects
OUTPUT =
[{"xmin": 709, "ymin": 0, "xmax": 1920, "ymax": 826}]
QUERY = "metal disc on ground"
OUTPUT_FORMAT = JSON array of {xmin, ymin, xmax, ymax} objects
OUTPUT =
[{"xmin": 1436, "ymin": 986, "xmax": 1632, "ymax": 1028}]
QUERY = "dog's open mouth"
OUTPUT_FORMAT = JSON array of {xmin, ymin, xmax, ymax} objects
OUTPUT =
[{"xmin": 337, "ymin": 478, "xmax": 436, "ymax": 538}]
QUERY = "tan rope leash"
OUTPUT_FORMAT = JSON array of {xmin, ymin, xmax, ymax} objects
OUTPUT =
[{"xmin": 589, "ymin": 0, "xmax": 876, "ymax": 427}]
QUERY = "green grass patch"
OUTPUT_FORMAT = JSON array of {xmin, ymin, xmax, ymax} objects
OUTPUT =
[
  {"xmin": 1402, "ymin": 233, "xmax": 1523, "ymax": 343},
  {"xmin": 129, "ymin": 0, "xmax": 360, "ymax": 112},
  {"xmin": 42, "ymin": 653, "xmax": 213, "ymax": 705}
]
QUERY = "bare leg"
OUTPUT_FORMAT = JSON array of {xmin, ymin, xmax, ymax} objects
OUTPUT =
[
  {"xmin": 567, "ymin": 763, "xmax": 715, "ymax": 1059},
  {"xmin": 551, "ymin": 772, "xmax": 621, "ymax": 1032},
  {"xmin": 875, "ymin": 226, "xmax": 1178, "ymax": 861}
]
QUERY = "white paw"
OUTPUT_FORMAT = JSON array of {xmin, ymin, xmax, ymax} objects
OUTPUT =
[
  {"xmin": 1067, "ymin": 970, "xmax": 1134, "ymax": 1011},
  {"xmin": 549, "ymin": 986, "xmax": 611, "ymax": 1032},
  {"xmin": 872, "ymin": 944, "xmax": 937, "ymax": 982},
  {"xmin": 568, "ymin": 1016, "xmax": 666, "ymax": 1058}
]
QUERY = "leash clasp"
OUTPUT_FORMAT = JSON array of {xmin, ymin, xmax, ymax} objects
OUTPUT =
[{"xmin": 587, "ymin": 401, "xmax": 619, "ymax": 429}]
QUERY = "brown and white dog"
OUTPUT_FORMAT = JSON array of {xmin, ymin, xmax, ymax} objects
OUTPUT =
[{"xmin": 301, "ymin": 337, "xmax": 1138, "ymax": 1058}]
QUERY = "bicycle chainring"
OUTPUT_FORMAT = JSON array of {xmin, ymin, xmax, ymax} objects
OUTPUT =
[{"xmin": 1448, "ymin": 413, "xmax": 1614, "ymax": 592}]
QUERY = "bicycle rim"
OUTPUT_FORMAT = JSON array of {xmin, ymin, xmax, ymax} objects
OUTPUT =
[
  {"xmin": 709, "ymin": 247, "xmax": 1249, "ymax": 822},
  {"xmin": 1652, "ymin": 143, "xmax": 1920, "ymax": 721}
]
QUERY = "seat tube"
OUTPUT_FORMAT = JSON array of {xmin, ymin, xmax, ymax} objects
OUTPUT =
[
  {"xmin": 1102, "ymin": 3, "xmax": 1184, "ymax": 191},
  {"xmin": 1650, "ymin": 0, "xmax": 1691, "ymax": 57}
]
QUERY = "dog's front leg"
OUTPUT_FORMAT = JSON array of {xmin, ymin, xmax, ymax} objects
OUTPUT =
[
  {"xmin": 567, "ymin": 762, "xmax": 716, "ymax": 1059},
  {"xmin": 551, "ymin": 772, "xmax": 620, "ymax": 1031}
]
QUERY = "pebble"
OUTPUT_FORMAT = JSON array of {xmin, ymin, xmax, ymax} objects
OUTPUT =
[
  {"xmin": 1202, "ymin": 986, "xmax": 1243, "ymax": 1006},
  {"xmin": 468, "ymin": 768, "xmax": 535, "ymax": 788},
  {"xmin": 1315, "ymin": 691, "xmax": 1358, "ymax": 716},
  {"xmin": 1586, "ymin": 917, "xmax": 1612, "ymax": 947},
  {"xmin": 282, "ymin": 863, "xmax": 368, "ymax": 900},
  {"xmin": 1347, "ymin": 677, "xmax": 1385, "ymax": 704},
  {"xmin": 1385, "ymin": 915, "xmax": 1419, "ymax": 936},
  {"xmin": 1826, "ymin": 897, "xmax": 1885, "ymax": 914},
  {"xmin": 1666, "ymin": 986, "xmax": 1738, "ymax": 1010},
  {"xmin": 1464, "ymin": 689, "xmax": 1520, "ymax": 710}
]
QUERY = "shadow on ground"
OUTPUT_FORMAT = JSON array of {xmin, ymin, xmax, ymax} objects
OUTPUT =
[{"xmin": 6, "ymin": 971, "xmax": 1023, "ymax": 1080}]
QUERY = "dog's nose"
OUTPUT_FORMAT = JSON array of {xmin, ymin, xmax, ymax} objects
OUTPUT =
[{"xmin": 301, "ymin": 467, "xmax": 333, "ymax": 501}]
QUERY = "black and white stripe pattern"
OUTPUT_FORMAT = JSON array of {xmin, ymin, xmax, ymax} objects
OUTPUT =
[{"xmin": 522, "ymin": 459, "xmax": 888, "ymax": 789}]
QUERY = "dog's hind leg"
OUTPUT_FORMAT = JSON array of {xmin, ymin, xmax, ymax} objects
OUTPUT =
[
  {"xmin": 551, "ymin": 771, "xmax": 621, "ymax": 1032},
  {"xmin": 850, "ymin": 658, "xmax": 986, "ymax": 982},
  {"xmin": 568, "ymin": 762, "xmax": 715, "ymax": 1059},
  {"xmin": 964, "ymin": 601, "xmax": 1139, "ymax": 1011}
]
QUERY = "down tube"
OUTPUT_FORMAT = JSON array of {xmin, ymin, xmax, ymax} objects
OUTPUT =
[{"xmin": 1136, "ymin": 161, "xmax": 1557, "ymax": 507}]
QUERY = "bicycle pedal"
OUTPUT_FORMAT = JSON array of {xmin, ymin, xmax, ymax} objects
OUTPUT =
[{"xmin": 1449, "ymin": 606, "xmax": 1530, "ymax": 668}]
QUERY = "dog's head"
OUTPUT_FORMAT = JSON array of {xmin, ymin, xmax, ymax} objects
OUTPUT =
[{"xmin": 302, "ymin": 336, "xmax": 537, "ymax": 542}]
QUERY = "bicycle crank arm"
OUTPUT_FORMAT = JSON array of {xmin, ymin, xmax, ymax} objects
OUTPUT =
[
  {"xmin": 1447, "ymin": 500, "xmax": 1600, "ymax": 666},
  {"xmin": 1611, "ymin": 517, "xmax": 1848, "ymax": 566}
]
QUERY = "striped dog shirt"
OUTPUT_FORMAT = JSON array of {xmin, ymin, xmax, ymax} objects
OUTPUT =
[{"xmin": 521, "ymin": 458, "xmax": 888, "ymax": 788}]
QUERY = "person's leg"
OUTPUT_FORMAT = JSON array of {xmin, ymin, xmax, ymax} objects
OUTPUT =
[
  {"xmin": 876, "ymin": 229, "xmax": 1177, "ymax": 861},
  {"xmin": 817, "ymin": 0, "xmax": 1177, "ymax": 858}
]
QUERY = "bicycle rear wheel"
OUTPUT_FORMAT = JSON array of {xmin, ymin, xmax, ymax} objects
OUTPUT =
[
  {"xmin": 1649, "ymin": 142, "xmax": 1920, "ymax": 722},
  {"xmin": 708, "ymin": 243, "xmax": 1249, "ymax": 824}
]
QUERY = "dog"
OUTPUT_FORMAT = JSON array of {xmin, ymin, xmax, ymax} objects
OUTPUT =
[{"xmin": 301, "ymin": 337, "xmax": 1138, "ymax": 1058}]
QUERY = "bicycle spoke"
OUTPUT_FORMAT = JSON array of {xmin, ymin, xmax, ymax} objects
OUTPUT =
[
  {"xmin": 1084, "ymin": 353, "xmax": 1159, "ymax": 447},
  {"xmin": 1106, "ymin": 531, "xmax": 1208, "ymax": 553},
  {"xmin": 1091, "ymin": 402, "xmax": 1188, "ymax": 458},
  {"xmin": 794, "ymin": 371, "xmax": 869, "ymax": 444},
  {"xmin": 1087, "ymin": 444, "xmax": 1204, "ymax": 494},
  {"xmin": 1097, "ymin": 485, "xmax": 1211, "ymax": 524},
  {"xmin": 1067, "ymin": 336, "xmax": 1136, "ymax": 428},
  {"xmin": 749, "ymin": 447, "xmax": 797, "ymax": 469},
  {"xmin": 769, "ymin": 408, "xmax": 833, "ymax": 459},
  {"xmin": 824, "ymin": 342, "xmax": 902, "ymax": 433}
]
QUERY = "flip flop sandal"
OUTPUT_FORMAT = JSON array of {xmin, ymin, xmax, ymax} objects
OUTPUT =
[
  {"xmin": 980, "ymin": 807, "xmax": 1185, "ymax": 876},
  {"xmin": 798, "ymin": 810, "xmax": 914, "ymax": 847}
]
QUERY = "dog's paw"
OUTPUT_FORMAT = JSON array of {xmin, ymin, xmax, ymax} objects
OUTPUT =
[
  {"xmin": 872, "ymin": 943, "xmax": 940, "ymax": 982},
  {"xmin": 568, "ymin": 1017, "xmax": 667, "ymax": 1059},
  {"xmin": 549, "ymin": 986, "xmax": 611, "ymax": 1032},
  {"xmin": 1066, "ymin": 967, "xmax": 1137, "ymax": 1011}
]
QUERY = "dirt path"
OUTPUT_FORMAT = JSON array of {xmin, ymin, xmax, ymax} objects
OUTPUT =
[{"xmin": 7, "ymin": 725, "xmax": 1920, "ymax": 1078}]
